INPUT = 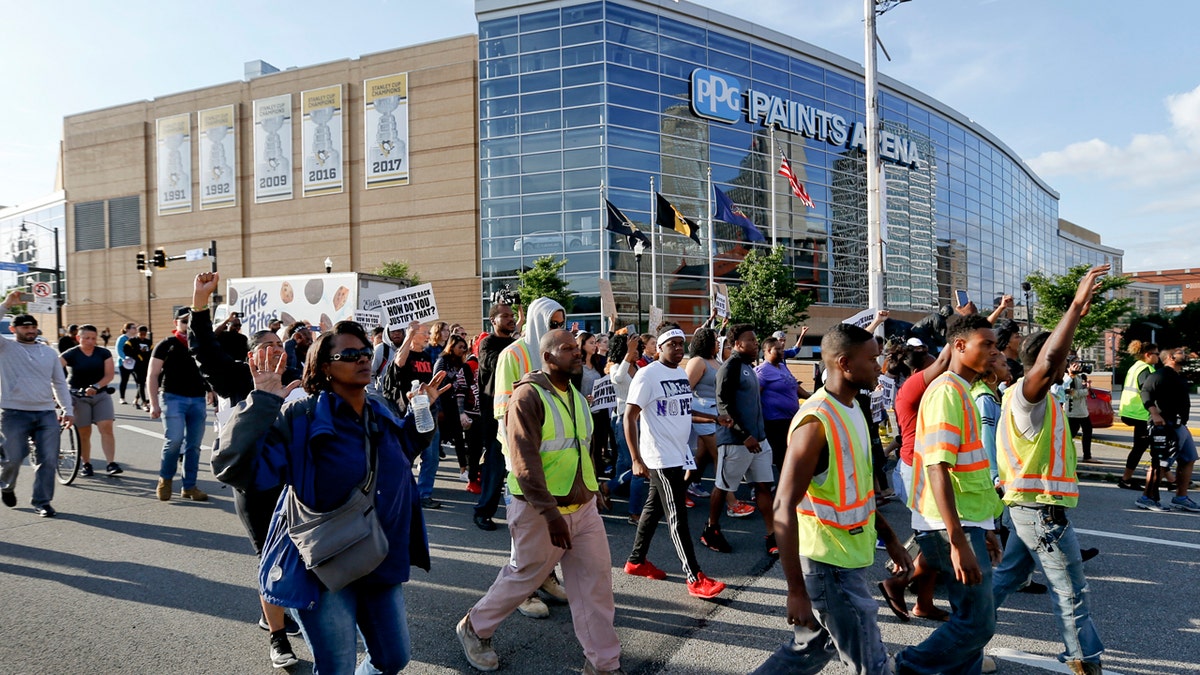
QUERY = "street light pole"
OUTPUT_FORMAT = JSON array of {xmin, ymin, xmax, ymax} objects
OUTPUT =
[
  {"xmin": 634, "ymin": 240, "xmax": 645, "ymax": 333},
  {"xmin": 21, "ymin": 220, "xmax": 64, "ymax": 336},
  {"xmin": 144, "ymin": 269, "xmax": 154, "ymax": 339}
]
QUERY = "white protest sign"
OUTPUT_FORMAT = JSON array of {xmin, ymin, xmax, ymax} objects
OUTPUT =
[
  {"xmin": 378, "ymin": 283, "xmax": 439, "ymax": 329},
  {"xmin": 590, "ymin": 376, "xmax": 617, "ymax": 412},
  {"xmin": 648, "ymin": 305, "xmax": 663, "ymax": 331},
  {"xmin": 598, "ymin": 278, "xmax": 616, "ymax": 322},
  {"xmin": 841, "ymin": 307, "xmax": 878, "ymax": 329},
  {"xmin": 712, "ymin": 283, "xmax": 729, "ymax": 319},
  {"xmin": 353, "ymin": 310, "xmax": 382, "ymax": 328}
]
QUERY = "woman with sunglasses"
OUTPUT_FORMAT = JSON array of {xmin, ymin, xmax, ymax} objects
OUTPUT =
[
  {"xmin": 214, "ymin": 320, "xmax": 447, "ymax": 674},
  {"xmin": 434, "ymin": 334, "xmax": 483, "ymax": 494}
]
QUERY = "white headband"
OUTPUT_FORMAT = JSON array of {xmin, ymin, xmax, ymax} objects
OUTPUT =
[{"xmin": 657, "ymin": 328, "xmax": 686, "ymax": 344}]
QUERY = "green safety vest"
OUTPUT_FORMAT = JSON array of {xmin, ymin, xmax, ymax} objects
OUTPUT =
[
  {"xmin": 996, "ymin": 379, "xmax": 1078, "ymax": 508},
  {"xmin": 1117, "ymin": 360, "xmax": 1155, "ymax": 421},
  {"xmin": 506, "ymin": 381, "xmax": 598, "ymax": 497},
  {"xmin": 790, "ymin": 389, "xmax": 876, "ymax": 569},
  {"xmin": 910, "ymin": 373, "xmax": 1003, "ymax": 523}
]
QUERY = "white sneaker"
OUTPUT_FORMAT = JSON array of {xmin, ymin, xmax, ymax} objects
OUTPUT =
[
  {"xmin": 539, "ymin": 574, "xmax": 569, "ymax": 603},
  {"xmin": 982, "ymin": 655, "xmax": 998, "ymax": 673},
  {"xmin": 460, "ymin": 470, "xmax": 470, "ymax": 482},
  {"xmin": 517, "ymin": 595, "xmax": 549, "ymax": 618},
  {"xmin": 456, "ymin": 613, "xmax": 499, "ymax": 671}
]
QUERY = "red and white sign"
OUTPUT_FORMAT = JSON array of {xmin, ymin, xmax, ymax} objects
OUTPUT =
[{"xmin": 32, "ymin": 282, "xmax": 52, "ymax": 298}]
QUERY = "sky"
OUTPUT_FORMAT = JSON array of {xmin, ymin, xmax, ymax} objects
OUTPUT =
[{"xmin": 2, "ymin": 0, "xmax": 1197, "ymax": 273}]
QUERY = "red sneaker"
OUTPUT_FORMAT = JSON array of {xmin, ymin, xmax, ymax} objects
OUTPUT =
[
  {"xmin": 465, "ymin": 480, "xmax": 482, "ymax": 495},
  {"xmin": 726, "ymin": 501, "xmax": 756, "ymax": 518},
  {"xmin": 624, "ymin": 560, "xmax": 668, "ymax": 580},
  {"xmin": 685, "ymin": 496, "xmax": 696, "ymax": 508},
  {"xmin": 687, "ymin": 572, "xmax": 726, "ymax": 599}
]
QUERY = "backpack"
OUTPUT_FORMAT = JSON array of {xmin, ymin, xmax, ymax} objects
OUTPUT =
[{"xmin": 378, "ymin": 360, "xmax": 409, "ymax": 417}]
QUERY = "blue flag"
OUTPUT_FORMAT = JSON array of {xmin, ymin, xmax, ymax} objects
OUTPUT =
[{"xmin": 713, "ymin": 186, "xmax": 766, "ymax": 243}]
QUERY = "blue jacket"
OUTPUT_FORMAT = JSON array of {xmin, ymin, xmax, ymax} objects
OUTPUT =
[{"xmin": 212, "ymin": 389, "xmax": 431, "ymax": 609}]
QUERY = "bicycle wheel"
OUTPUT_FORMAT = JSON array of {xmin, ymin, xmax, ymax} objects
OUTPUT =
[{"xmin": 56, "ymin": 425, "xmax": 80, "ymax": 485}]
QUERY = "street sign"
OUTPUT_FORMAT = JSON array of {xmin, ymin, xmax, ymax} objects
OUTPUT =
[
  {"xmin": 27, "ymin": 300, "xmax": 55, "ymax": 314},
  {"xmin": 185, "ymin": 248, "xmax": 208, "ymax": 262},
  {"xmin": 0, "ymin": 261, "xmax": 29, "ymax": 273},
  {"xmin": 32, "ymin": 281, "xmax": 52, "ymax": 298}
]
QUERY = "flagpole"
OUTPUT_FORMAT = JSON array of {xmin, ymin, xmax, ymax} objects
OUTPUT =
[
  {"xmin": 599, "ymin": 181, "xmax": 607, "ymax": 282},
  {"xmin": 769, "ymin": 130, "xmax": 778, "ymax": 248},
  {"xmin": 706, "ymin": 166, "xmax": 714, "ymax": 315},
  {"xmin": 649, "ymin": 177, "xmax": 657, "ymax": 316}
]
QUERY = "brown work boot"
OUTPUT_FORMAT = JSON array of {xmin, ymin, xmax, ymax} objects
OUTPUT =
[
  {"xmin": 584, "ymin": 660, "xmax": 626, "ymax": 675},
  {"xmin": 1067, "ymin": 660, "xmax": 1102, "ymax": 675},
  {"xmin": 156, "ymin": 478, "xmax": 173, "ymax": 501},
  {"xmin": 180, "ymin": 486, "xmax": 209, "ymax": 501}
]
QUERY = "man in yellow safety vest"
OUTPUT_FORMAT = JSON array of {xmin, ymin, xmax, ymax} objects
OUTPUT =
[
  {"xmin": 456, "ymin": 329, "xmax": 622, "ymax": 675},
  {"xmin": 991, "ymin": 265, "xmax": 1109, "ymax": 675},
  {"xmin": 751, "ymin": 323, "xmax": 912, "ymax": 674},
  {"xmin": 893, "ymin": 313, "xmax": 1004, "ymax": 675}
]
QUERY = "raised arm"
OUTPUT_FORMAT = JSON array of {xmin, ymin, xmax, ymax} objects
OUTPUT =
[{"xmin": 1021, "ymin": 265, "xmax": 1109, "ymax": 404}]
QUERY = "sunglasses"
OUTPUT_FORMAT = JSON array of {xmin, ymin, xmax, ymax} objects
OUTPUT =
[
  {"xmin": 330, "ymin": 347, "xmax": 374, "ymax": 362},
  {"xmin": 549, "ymin": 320, "xmax": 565, "ymax": 330}
]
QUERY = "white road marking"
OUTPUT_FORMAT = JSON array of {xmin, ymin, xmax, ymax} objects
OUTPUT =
[
  {"xmin": 1075, "ymin": 527, "xmax": 1200, "ymax": 551},
  {"xmin": 989, "ymin": 648, "xmax": 1122, "ymax": 674},
  {"xmin": 117, "ymin": 424, "xmax": 211, "ymax": 451}
]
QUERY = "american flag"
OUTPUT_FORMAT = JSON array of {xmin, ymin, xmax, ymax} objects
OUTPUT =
[{"xmin": 778, "ymin": 151, "xmax": 816, "ymax": 209}]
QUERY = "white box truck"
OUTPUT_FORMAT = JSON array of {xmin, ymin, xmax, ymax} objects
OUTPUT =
[{"xmin": 218, "ymin": 272, "xmax": 408, "ymax": 333}]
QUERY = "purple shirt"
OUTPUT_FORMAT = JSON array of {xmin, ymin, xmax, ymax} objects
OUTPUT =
[{"xmin": 756, "ymin": 360, "xmax": 800, "ymax": 422}]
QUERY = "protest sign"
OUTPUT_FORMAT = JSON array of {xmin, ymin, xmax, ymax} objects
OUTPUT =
[
  {"xmin": 353, "ymin": 310, "xmax": 382, "ymax": 328},
  {"xmin": 842, "ymin": 307, "xmax": 878, "ymax": 329},
  {"xmin": 590, "ymin": 376, "xmax": 617, "ymax": 412},
  {"xmin": 712, "ymin": 283, "xmax": 729, "ymax": 319},
  {"xmin": 648, "ymin": 305, "xmax": 663, "ymax": 331},
  {"xmin": 378, "ymin": 283, "xmax": 439, "ymax": 329},
  {"xmin": 598, "ymin": 278, "xmax": 616, "ymax": 322}
]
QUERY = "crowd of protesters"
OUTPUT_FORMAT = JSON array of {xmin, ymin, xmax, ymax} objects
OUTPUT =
[{"xmin": 6, "ymin": 262, "xmax": 1191, "ymax": 674}]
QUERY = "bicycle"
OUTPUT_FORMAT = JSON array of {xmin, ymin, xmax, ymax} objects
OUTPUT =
[{"xmin": 55, "ymin": 421, "xmax": 82, "ymax": 485}]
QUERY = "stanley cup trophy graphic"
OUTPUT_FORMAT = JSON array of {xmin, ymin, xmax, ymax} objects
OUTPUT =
[
  {"xmin": 369, "ymin": 95, "xmax": 406, "ymax": 168},
  {"xmin": 258, "ymin": 114, "xmax": 290, "ymax": 178},
  {"xmin": 306, "ymin": 106, "xmax": 340, "ymax": 175},
  {"xmin": 204, "ymin": 124, "xmax": 232, "ymax": 188},
  {"xmin": 165, "ymin": 132, "xmax": 189, "ymax": 190}
]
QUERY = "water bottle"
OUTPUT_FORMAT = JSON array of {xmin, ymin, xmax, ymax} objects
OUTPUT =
[{"xmin": 410, "ymin": 380, "xmax": 435, "ymax": 433}]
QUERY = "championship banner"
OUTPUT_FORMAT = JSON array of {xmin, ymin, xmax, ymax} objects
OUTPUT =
[
  {"xmin": 198, "ymin": 105, "xmax": 236, "ymax": 210},
  {"xmin": 590, "ymin": 376, "xmax": 617, "ymax": 412},
  {"xmin": 156, "ymin": 113, "xmax": 192, "ymax": 215},
  {"xmin": 363, "ymin": 73, "xmax": 410, "ymax": 189},
  {"xmin": 301, "ymin": 85, "xmax": 343, "ymax": 197},
  {"xmin": 253, "ymin": 94, "xmax": 293, "ymax": 203},
  {"xmin": 378, "ymin": 283, "xmax": 439, "ymax": 330}
]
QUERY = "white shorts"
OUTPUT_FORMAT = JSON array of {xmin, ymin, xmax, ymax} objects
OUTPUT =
[{"xmin": 716, "ymin": 442, "xmax": 775, "ymax": 491}]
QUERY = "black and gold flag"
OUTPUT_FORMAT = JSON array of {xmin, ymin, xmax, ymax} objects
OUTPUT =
[{"xmin": 654, "ymin": 192, "xmax": 701, "ymax": 245}]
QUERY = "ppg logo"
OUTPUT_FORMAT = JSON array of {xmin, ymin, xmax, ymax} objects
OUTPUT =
[{"xmin": 691, "ymin": 68, "xmax": 742, "ymax": 123}]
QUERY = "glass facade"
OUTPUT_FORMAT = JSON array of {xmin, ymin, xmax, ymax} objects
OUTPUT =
[
  {"xmin": 0, "ymin": 195, "xmax": 67, "ymax": 310},
  {"xmin": 477, "ymin": 0, "xmax": 1117, "ymax": 329}
]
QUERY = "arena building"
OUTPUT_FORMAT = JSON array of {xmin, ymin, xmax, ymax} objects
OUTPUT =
[{"xmin": 59, "ymin": 0, "xmax": 1121, "ymax": 335}]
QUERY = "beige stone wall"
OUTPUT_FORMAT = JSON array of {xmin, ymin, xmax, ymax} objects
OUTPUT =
[{"xmin": 62, "ymin": 35, "xmax": 481, "ymax": 337}]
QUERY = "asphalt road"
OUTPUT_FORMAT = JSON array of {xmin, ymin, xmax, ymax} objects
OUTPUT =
[{"xmin": 1, "ymin": 405, "xmax": 1196, "ymax": 675}]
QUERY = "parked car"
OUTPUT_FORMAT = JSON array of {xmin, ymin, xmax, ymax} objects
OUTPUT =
[{"xmin": 1087, "ymin": 388, "xmax": 1114, "ymax": 429}]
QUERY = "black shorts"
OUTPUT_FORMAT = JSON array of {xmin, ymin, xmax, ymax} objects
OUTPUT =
[{"xmin": 234, "ymin": 484, "xmax": 285, "ymax": 556}]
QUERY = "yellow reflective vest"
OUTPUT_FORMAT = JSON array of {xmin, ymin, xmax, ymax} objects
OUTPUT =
[
  {"xmin": 1117, "ymin": 360, "xmax": 1155, "ymax": 421},
  {"xmin": 910, "ymin": 373, "xmax": 1003, "ymax": 524},
  {"xmin": 790, "ymin": 389, "xmax": 876, "ymax": 569},
  {"xmin": 506, "ymin": 381, "xmax": 598, "ymax": 497},
  {"xmin": 996, "ymin": 379, "xmax": 1078, "ymax": 507}
]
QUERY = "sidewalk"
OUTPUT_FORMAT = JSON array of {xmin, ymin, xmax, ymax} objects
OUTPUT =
[{"xmin": 1079, "ymin": 420, "xmax": 1199, "ymax": 482}]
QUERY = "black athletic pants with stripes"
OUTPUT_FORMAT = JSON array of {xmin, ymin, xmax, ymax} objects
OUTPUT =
[{"xmin": 628, "ymin": 466, "xmax": 702, "ymax": 583}]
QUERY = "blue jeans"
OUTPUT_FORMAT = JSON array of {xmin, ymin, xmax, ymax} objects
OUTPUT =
[
  {"xmin": 474, "ymin": 420, "xmax": 506, "ymax": 519},
  {"xmin": 416, "ymin": 427, "xmax": 440, "ymax": 500},
  {"xmin": 296, "ymin": 582, "xmax": 410, "ymax": 675},
  {"xmin": 159, "ymin": 393, "xmax": 207, "ymax": 489},
  {"xmin": 0, "ymin": 408, "xmax": 60, "ymax": 508},
  {"xmin": 752, "ymin": 560, "xmax": 890, "ymax": 675},
  {"xmin": 993, "ymin": 505, "xmax": 1104, "ymax": 664},
  {"xmin": 895, "ymin": 528, "xmax": 996, "ymax": 675},
  {"xmin": 606, "ymin": 412, "xmax": 646, "ymax": 516}
]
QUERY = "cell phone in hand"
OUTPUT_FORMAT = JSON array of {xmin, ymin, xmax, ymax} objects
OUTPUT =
[
  {"xmin": 954, "ymin": 289, "xmax": 970, "ymax": 307},
  {"xmin": 18, "ymin": 293, "xmax": 35, "ymax": 302}
]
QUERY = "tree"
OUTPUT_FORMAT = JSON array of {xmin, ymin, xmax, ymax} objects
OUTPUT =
[
  {"xmin": 1025, "ymin": 263, "xmax": 1131, "ymax": 349},
  {"xmin": 517, "ymin": 256, "xmax": 575, "ymax": 313},
  {"xmin": 727, "ymin": 246, "xmax": 812, "ymax": 336},
  {"xmin": 1173, "ymin": 301, "xmax": 1200, "ymax": 353},
  {"xmin": 375, "ymin": 260, "xmax": 421, "ymax": 285}
]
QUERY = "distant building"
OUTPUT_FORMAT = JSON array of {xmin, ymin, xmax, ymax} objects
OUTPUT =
[{"xmin": 1127, "ymin": 268, "xmax": 1200, "ymax": 311}]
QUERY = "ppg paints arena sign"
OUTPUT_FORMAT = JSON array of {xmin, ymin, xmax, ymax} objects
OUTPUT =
[{"xmin": 691, "ymin": 68, "xmax": 923, "ymax": 169}]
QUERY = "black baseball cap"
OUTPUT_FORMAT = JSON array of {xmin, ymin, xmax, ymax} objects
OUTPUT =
[
  {"xmin": 11, "ymin": 314, "xmax": 37, "ymax": 327},
  {"xmin": 175, "ymin": 307, "xmax": 191, "ymax": 319}
]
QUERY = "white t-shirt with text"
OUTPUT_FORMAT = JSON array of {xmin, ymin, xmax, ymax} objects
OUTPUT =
[{"xmin": 628, "ymin": 360, "xmax": 697, "ymax": 470}]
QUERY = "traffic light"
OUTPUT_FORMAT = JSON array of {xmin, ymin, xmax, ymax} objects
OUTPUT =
[
  {"xmin": 153, "ymin": 248, "xmax": 167, "ymax": 268},
  {"xmin": 136, "ymin": 251, "xmax": 146, "ymax": 271}
]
